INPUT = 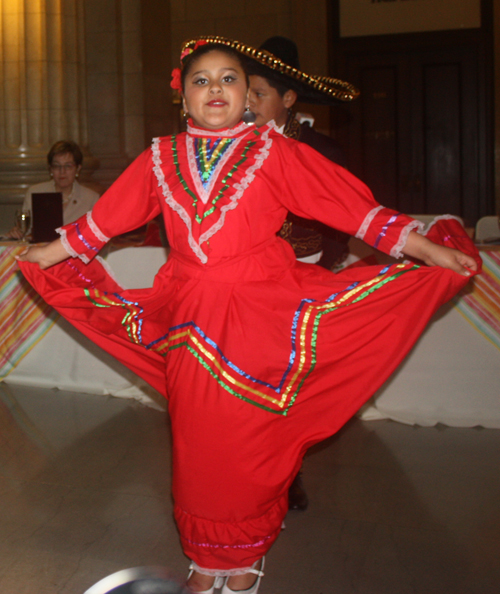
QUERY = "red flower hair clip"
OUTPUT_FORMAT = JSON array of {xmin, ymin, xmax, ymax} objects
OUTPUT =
[
  {"xmin": 170, "ymin": 68, "xmax": 182, "ymax": 93},
  {"xmin": 171, "ymin": 40, "xmax": 210, "ymax": 93},
  {"xmin": 179, "ymin": 40, "xmax": 208, "ymax": 64}
]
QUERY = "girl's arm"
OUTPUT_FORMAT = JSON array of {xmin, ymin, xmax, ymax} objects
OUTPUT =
[
  {"xmin": 275, "ymin": 139, "xmax": 478, "ymax": 273},
  {"xmin": 16, "ymin": 238, "xmax": 69, "ymax": 269},
  {"xmin": 403, "ymin": 231, "xmax": 478, "ymax": 276}
]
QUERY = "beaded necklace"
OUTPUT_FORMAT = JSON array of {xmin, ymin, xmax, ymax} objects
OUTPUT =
[
  {"xmin": 172, "ymin": 134, "xmax": 256, "ymax": 224},
  {"xmin": 194, "ymin": 137, "xmax": 235, "ymax": 189}
]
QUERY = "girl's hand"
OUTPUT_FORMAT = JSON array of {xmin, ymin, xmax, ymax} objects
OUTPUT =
[
  {"xmin": 15, "ymin": 238, "xmax": 69, "ymax": 270},
  {"xmin": 16, "ymin": 246, "xmax": 51, "ymax": 269},
  {"xmin": 403, "ymin": 231, "xmax": 478, "ymax": 276},
  {"xmin": 418, "ymin": 243, "xmax": 478, "ymax": 276}
]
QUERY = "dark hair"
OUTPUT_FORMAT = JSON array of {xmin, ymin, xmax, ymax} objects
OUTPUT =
[
  {"xmin": 47, "ymin": 140, "xmax": 83, "ymax": 167},
  {"xmin": 180, "ymin": 44, "xmax": 248, "ymax": 92},
  {"xmin": 262, "ymin": 76, "xmax": 289, "ymax": 98},
  {"xmin": 245, "ymin": 59, "xmax": 291, "ymax": 98}
]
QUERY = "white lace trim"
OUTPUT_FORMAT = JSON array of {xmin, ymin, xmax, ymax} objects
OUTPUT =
[
  {"xmin": 198, "ymin": 126, "xmax": 273, "ymax": 248},
  {"xmin": 189, "ymin": 559, "xmax": 263, "ymax": 578},
  {"xmin": 187, "ymin": 120, "xmax": 251, "ymax": 138},
  {"xmin": 152, "ymin": 128, "xmax": 273, "ymax": 264},
  {"xmin": 87, "ymin": 211, "xmax": 110, "ymax": 243},
  {"xmin": 390, "ymin": 219, "xmax": 424, "ymax": 258},
  {"xmin": 186, "ymin": 134, "xmax": 242, "ymax": 205},
  {"xmin": 418, "ymin": 214, "xmax": 464, "ymax": 236},
  {"xmin": 96, "ymin": 255, "xmax": 125, "ymax": 290},
  {"xmin": 391, "ymin": 214, "xmax": 463, "ymax": 258},
  {"xmin": 56, "ymin": 227, "xmax": 90, "ymax": 264},
  {"xmin": 355, "ymin": 205, "xmax": 384, "ymax": 240},
  {"xmin": 267, "ymin": 119, "xmax": 279, "ymax": 132},
  {"xmin": 152, "ymin": 137, "xmax": 208, "ymax": 264}
]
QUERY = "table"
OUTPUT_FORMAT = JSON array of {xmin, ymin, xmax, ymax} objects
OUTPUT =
[
  {"xmin": 3, "ymin": 243, "xmax": 500, "ymax": 426},
  {"xmin": 0, "ymin": 243, "xmax": 58, "ymax": 379},
  {"xmin": 352, "ymin": 241, "xmax": 500, "ymax": 428},
  {"xmin": 360, "ymin": 298, "xmax": 500, "ymax": 427},
  {"xmin": 3, "ymin": 245, "xmax": 169, "ymax": 410}
]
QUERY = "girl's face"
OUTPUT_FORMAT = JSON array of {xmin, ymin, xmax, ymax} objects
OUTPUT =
[{"xmin": 182, "ymin": 50, "xmax": 248, "ymax": 130}]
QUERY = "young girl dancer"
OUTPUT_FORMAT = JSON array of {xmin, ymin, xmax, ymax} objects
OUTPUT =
[{"xmin": 18, "ymin": 37, "xmax": 479, "ymax": 594}]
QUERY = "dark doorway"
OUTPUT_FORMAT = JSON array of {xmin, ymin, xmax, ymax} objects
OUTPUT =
[{"xmin": 328, "ymin": 2, "xmax": 494, "ymax": 226}]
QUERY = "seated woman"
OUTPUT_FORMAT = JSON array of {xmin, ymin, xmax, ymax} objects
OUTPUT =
[{"xmin": 8, "ymin": 140, "xmax": 100, "ymax": 239}]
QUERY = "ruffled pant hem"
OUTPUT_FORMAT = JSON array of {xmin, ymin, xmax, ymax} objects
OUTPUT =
[
  {"xmin": 174, "ymin": 497, "xmax": 287, "ymax": 570},
  {"xmin": 188, "ymin": 560, "xmax": 261, "ymax": 577}
]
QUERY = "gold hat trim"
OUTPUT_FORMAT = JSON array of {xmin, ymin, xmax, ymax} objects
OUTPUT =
[{"xmin": 180, "ymin": 36, "xmax": 359, "ymax": 103}]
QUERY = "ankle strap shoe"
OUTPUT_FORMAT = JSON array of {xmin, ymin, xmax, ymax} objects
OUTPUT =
[
  {"xmin": 220, "ymin": 558, "xmax": 265, "ymax": 594},
  {"xmin": 187, "ymin": 565, "xmax": 224, "ymax": 594}
]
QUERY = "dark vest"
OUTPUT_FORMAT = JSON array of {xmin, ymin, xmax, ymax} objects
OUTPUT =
[{"xmin": 278, "ymin": 117, "xmax": 350, "ymax": 269}]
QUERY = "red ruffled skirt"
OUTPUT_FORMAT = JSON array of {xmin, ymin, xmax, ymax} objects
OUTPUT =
[{"xmin": 19, "ymin": 219, "xmax": 479, "ymax": 570}]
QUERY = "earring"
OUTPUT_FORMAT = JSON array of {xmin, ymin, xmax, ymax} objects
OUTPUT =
[{"xmin": 242, "ymin": 107, "xmax": 256, "ymax": 125}]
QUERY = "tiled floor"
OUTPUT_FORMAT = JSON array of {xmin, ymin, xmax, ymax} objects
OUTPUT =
[{"xmin": 1, "ymin": 382, "xmax": 499, "ymax": 594}]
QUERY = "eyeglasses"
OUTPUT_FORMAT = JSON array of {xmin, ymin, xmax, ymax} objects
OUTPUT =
[{"xmin": 51, "ymin": 163, "xmax": 77, "ymax": 171}]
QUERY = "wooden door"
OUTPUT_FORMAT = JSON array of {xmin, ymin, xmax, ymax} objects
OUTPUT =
[{"xmin": 330, "ymin": 30, "xmax": 494, "ymax": 225}]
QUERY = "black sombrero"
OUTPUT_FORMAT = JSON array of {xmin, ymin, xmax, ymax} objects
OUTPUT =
[{"xmin": 179, "ymin": 36, "xmax": 359, "ymax": 104}]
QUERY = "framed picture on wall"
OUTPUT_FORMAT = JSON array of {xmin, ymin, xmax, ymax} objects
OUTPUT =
[{"xmin": 339, "ymin": 0, "xmax": 481, "ymax": 38}]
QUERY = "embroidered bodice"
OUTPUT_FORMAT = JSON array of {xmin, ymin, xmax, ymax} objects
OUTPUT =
[
  {"xmin": 57, "ymin": 120, "xmax": 421, "ymax": 269},
  {"xmin": 151, "ymin": 121, "xmax": 275, "ymax": 264}
]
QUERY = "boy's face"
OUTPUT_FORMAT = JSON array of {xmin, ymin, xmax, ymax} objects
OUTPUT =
[{"xmin": 248, "ymin": 75, "xmax": 296, "ymax": 127}]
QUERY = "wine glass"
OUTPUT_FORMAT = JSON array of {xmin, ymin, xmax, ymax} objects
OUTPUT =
[{"xmin": 15, "ymin": 209, "xmax": 31, "ymax": 241}]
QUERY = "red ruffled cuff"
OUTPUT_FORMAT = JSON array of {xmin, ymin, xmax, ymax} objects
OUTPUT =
[
  {"xmin": 355, "ymin": 207, "xmax": 423, "ymax": 258},
  {"xmin": 57, "ymin": 212, "xmax": 110, "ymax": 264}
]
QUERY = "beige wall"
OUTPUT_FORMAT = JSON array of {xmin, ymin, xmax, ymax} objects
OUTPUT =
[
  {"xmin": 84, "ymin": 0, "xmax": 498, "ymax": 212},
  {"xmin": 0, "ymin": 0, "xmax": 96, "ymax": 232},
  {"xmin": 168, "ymin": 0, "xmax": 331, "ymax": 131},
  {"xmin": 168, "ymin": 0, "xmax": 329, "ymax": 75},
  {"xmin": 0, "ymin": 0, "xmax": 330, "ymax": 233},
  {"xmin": 84, "ymin": 0, "xmax": 146, "ymax": 189},
  {"xmin": 339, "ymin": 0, "xmax": 481, "ymax": 37},
  {"xmin": 169, "ymin": 0, "xmax": 294, "ymax": 62},
  {"xmin": 1, "ymin": 0, "xmax": 498, "ymax": 234},
  {"xmin": 0, "ymin": 0, "xmax": 171, "ymax": 233}
]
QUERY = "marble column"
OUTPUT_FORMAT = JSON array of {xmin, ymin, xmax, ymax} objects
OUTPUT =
[{"xmin": 0, "ymin": 0, "xmax": 97, "ymax": 228}]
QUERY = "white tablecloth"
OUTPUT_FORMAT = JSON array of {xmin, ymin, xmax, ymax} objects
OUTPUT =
[
  {"xmin": 359, "ymin": 301, "xmax": 500, "ymax": 428},
  {"xmin": 5, "ymin": 245, "xmax": 500, "ymax": 426},
  {"xmin": 6, "ymin": 247, "xmax": 169, "ymax": 410}
]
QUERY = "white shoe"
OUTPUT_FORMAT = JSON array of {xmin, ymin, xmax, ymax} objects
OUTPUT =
[
  {"xmin": 187, "ymin": 564, "xmax": 224, "ymax": 594},
  {"xmin": 220, "ymin": 558, "xmax": 265, "ymax": 594}
]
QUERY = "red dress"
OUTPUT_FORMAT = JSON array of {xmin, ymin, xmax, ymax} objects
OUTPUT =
[{"xmin": 19, "ymin": 121, "xmax": 479, "ymax": 573}]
